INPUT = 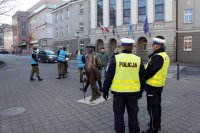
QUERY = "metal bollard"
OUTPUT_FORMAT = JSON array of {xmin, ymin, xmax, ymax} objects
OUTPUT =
[{"xmin": 177, "ymin": 63, "xmax": 179, "ymax": 80}]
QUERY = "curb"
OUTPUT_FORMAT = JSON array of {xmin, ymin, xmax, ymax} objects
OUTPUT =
[{"xmin": 0, "ymin": 62, "xmax": 6, "ymax": 68}]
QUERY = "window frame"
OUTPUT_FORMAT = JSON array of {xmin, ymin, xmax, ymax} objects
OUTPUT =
[
  {"xmin": 155, "ymin": 0, "xmax": 165, "ymax": 21},
  {"xmin": 123, "ymin": 0, "xmax": 131, "ymax": 24},
  {"xmin": 183, "ymin": 36, "xmax": 192, "ymax": 51},
  {"xmin": 184, "ymin": 9, "xmax": 193, "ymax": 23},
  {"xmin": 109, "ymin": 0, "xmax": 116, "ymax": 26},
  {"xmin": 97, "ymin": 0, "xmax": 103, "ymax": 27},
  {"xmin": 138, "ymin": 0, "xmax": 147, "ymax": 23}
]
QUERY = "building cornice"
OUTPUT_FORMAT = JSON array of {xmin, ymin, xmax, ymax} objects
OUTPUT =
[{"xmin": 51, "ymin": 0, "xmax": 84, "ymax": 13}]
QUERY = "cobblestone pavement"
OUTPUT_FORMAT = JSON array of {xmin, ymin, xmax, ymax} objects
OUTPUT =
[{"xmin": 0, "ymin": 54, "xmax": 200, "ymax": 133}]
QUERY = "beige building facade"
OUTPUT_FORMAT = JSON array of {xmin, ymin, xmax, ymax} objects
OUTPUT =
[{"xmin": 90, "ymin": 0, "xmax": 176, "ymax": 61}]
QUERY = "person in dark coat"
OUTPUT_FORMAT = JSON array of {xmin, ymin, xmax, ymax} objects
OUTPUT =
[
  {"xmin": 142, "ymin": 37, "xmax": 170, "ymax": 133},
  {"xmin": 103, "ymin": 38, "xmax": 146, "ymax": 133}
]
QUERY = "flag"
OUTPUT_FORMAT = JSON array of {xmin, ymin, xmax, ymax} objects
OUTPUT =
[
  {"xmin": 143, "ymin": 16, "xmax": 149, "ymax": 34},
  {"xmin": 143, "ymin": 16, "xmax": 151, "ymax": 37},
  {"xmin": 99, "ymin": 23, "xmax": 110, "ymax": 32},
  {"xmin": 113, "ymin": 25, "xmax": 116, "ymax": 36},
  {"xmin": 128, "ymin": 23, "xmax": 133, "ymax": 35}
]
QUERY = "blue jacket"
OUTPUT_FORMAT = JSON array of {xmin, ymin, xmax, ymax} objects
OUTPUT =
[
  {"xmin": 77, "ymin": 54, "xmax": 85, "ymax": 68},
  {"xmin": 31, "ymin": 52, "xmax": 38, "ymax": 65},
  {"xmin": 57, "ymin": 50, "xmax": 67, "ymax": 62}
]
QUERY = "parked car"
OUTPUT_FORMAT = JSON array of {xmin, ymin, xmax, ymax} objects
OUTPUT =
[
  {"xmin": 37, "ymin": 50, "xmax": 57, "ymax": 63},
  {"xmin": 0, "ymin": 49, "xmax": 9, "ymax": 54}
]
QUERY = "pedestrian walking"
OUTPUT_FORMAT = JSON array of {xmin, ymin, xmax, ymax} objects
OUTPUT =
[
  {"xmin": 30, "ymin": 47, "xmax": 43, "ymax": 81},
  {"xmin": 57, "ymin": 46, "xmax": 67, "ymax": 79},
  {"xmin": 77, "ymin": 49, "xmax": 85, "ymax": 83},
  {"xmin": 84, "ymin": 45, "xmax": 102, "ymax": 102},
  {"xmin": 63, "ymin": 47, "xmax": 69, "ymax": 74},
  {"xmin": 99, "ymin": 47, "xmax": 109, "ymax": 75},
  {"xmin": 142, "ymin": 37, "xmax": 170, "ymax": 133},
  {"xmin": 103, "ymin": 38, "xmax": 146, "ymax": 133}
]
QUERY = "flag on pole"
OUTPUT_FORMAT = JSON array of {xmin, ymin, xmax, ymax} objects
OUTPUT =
[
  {"xmin": 99, "ymin": 23, "xmax": 110, "ymax": 32},
  {"xmin": 143, "ymin": 17, "xmax": 151, "ymax": 37},
  {"xmin": 113, "ymin": 25, "xmax": 116, "ymax": 36},
  {"xmin": 143, "ymin": 16, "xmax": 151, "ymax": 37},
  {"xmin": 143, "ymin": 16, "xmax": 149, "ymax": 34},
  {"xmin": 128, "ymin": 23, "xmax": 133, "ymax": 35}
]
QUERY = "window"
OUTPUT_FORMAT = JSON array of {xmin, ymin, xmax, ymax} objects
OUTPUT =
[
  {"xmin": 80, "ymin": 23, "xmax": 84, "ymax": 31},
  {"xmin": 184, "ymin": 9, "xmax": 193, "ymax": 23},
  {"xmin": 61, "ymin": 11, "xmax": 63, "ymax": 21},
  {"xmin": 109, "ymin": 0, "xmax": 116, "ymax": 26},
  {"xmin": 155, "ymin": 0, "xmax": 164, "ymax": 21},
  {"xmin": 22, "ymin": 31, "xmax": 26, "ymax": 36},
  {"xmin": 22, "ymin": 22, "xmax": 26, "ymax": 29},
  {"xmin": 56, "ymin": 14, "xmax": 59, "ymax": 22},
  {"xmin": 97, "ymin": 0, "xmax": 103, "ymax": 27},
  {"xmin": 138, "ymin": 0, "xmax": 146, "ymax": 22},
  {"xmin": 61, "ymin": 27, "xmax": 63, "ymax": 36},
  {"xmin": 80, "ymin": 4, "xmax": 84, "ymax": 14},
  {"xmin": 47, "ymin": 3, "xmax": 59, "ymax": 9},
  {"xmin": 123, "ymin": 0, "xmax": 130, "ymax": 24},
  {"xmin": 184, "ymin": 36, "xmax": 192, "ymax": 51},
  {"xmin": 66, "ymin": 26, "xmax": 69, "ymax": 35},
  {"xmin": 56, "ymin": 28, "xmax": 58, "ymax": 37},
  {"xmin": 66, "ymin": 9, "xmax": 69, "ymax": 18}
]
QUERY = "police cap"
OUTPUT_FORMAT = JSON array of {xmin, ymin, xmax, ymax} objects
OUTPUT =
[
  {"xmin": 152, "ymin": 37, "xmax": 166, "ymax": 46},
  {"xmin": 120, "ymin": 38, "xmax": 135, "ymax": 46}
]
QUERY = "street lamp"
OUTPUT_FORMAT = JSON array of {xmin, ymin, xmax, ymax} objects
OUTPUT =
[
  {"xmin": 67, "ymin": 44, "xmax": 69, "ymax": 52},
  {"xmin": 80, "ymin": 43, "xmax": 84, "ymax": 49},
  {"xmin": 76, "ymin": 30, "xmax": 81, "ymax": 50}
]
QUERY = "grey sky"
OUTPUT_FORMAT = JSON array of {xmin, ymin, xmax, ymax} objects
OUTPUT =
[{"xmin": 0, "ymin": 0, "xmax": 40, "ymax": 24}]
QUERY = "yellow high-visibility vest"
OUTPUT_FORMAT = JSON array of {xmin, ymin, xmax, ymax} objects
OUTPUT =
[
  {"xmin": 111, "ymin": 53, "xmax": 141, "ymax": 92},
  {"xmin": 146, "ymin": 52, "xmax": 170, "ymax": 87}
]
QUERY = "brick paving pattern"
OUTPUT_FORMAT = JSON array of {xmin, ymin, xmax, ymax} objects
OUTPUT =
[{"xmin": 0, "ymin": 55, "xmax": 200, "ymax": 133}]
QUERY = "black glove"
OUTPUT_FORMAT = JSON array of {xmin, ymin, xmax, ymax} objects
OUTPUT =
[
  {"xmin": 138, "ymin": 93, "xmax": 142, "ymax": 100},
  {"xmin": 103, "ymin": 92, "xmax": 109, "ymax": 100}
]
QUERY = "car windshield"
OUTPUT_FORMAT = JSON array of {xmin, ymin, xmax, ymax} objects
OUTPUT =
[{"xmin": 45, "ymin": 50, "xmax": 55, "ymax": 55}]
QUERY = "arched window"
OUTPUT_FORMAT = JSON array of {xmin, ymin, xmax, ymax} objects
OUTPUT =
[
  {"xmin": 138, "ymin": 0, "xmax": 146, "ymax": 22},
  {"xmin": 97, "ymin": 0, "xmax": 103, "ymax": 27},
  {"xmin": 123, "ymin": 0, "xmax": 130, "ymax": 24},
  {"xmin": 155, "ymin": 0, "xmax": 164, "ymax": 21},
  {"xmin": 109, "ymin": 0, "xmax": 116, "ymax": 26}
]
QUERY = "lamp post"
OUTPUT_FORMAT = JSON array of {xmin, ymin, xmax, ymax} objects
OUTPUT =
[
  {"xmin": 67, "ymin": 44, "xmax": 69, "ymax": 52},
  {"xmin": 76, "ymin": 31, "xmax": 81, "ymax": 50}
]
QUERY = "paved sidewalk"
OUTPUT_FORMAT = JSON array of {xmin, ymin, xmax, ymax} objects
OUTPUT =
[{"xmin": 0, "ymin": 55, "xmax": 200, "ymax": 133}]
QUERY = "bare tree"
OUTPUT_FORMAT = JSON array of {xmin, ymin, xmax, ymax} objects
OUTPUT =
[{"xmin": 0, "ymin": 0, "xmax": 16, "ymax": 16}]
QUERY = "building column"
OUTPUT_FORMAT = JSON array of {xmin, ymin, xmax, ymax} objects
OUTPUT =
[
  {"xmin": 131, "ymin": 0, "xmax": 137, "ymax": 24},
  {"xmin": 103, "ymin": 0, "xmax": 109, "ymax": 27},
  {"xmin": 91, "ymin": 0, "xmax": 97, "ymax": 29},
  {"xmin": 147, "ymin": 0, "xmax": 154, "ymax": 23},
  {"xmin": 116, "ymin": 0, "xmax": 123, "ymax": 26},
  {"xmin": 165, "ymin": 0, "xmax": 173, "ymax": 21}
]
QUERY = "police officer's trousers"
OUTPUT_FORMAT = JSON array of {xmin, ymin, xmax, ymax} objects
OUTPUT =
[
  {"xmin": 146, "ymin": 88, "xmax": 162, "ymax": 132},
  {"xmin": 113, "ymin": 94, "xmax": 140, "ymax": 133}
]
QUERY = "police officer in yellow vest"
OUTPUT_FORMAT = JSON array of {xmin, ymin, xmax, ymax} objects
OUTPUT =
[
  {"xmin": 103, "ymin": 38, "xmax": 146, "ymax": 133},
  {"xmin": 142, "ymin": 37, "xmax": 170, "ymax": 133}
]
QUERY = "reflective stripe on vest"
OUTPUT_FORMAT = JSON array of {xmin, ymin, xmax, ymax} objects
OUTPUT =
[
  {"xmin": 77, "ymin": 54, "xmax": 85, "ymax": 68},
  {"xmin": 146, "ymin": 52, "xmax": 170, "ymax": 87},
  {"xmin": 57, "ymin": 50, "xmax": 66, "ymax": 62},
  {"xmin": 111, "ymin": 53, "xmax": 141, "ymax": 92},
  {"xmin": 31, "ymin": 52, "xmax": 38, "ymax": 65}
]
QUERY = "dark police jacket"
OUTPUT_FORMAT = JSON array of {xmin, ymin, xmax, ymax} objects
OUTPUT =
[
  {"xmin": 145, "ymin": 48, "xmax": 165, "ymax": 94},
  {"xmin": 103, "ymin": 50, "xmax": 146, "ymax": 97}
]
